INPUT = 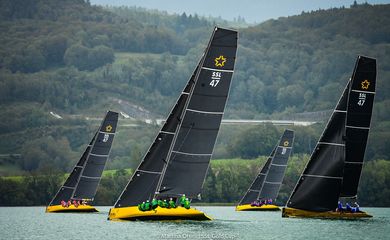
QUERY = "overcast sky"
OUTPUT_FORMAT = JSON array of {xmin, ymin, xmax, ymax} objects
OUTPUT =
[{"xmin": 90, "ymin": 0, "xmax": 390, "ymax": 23}]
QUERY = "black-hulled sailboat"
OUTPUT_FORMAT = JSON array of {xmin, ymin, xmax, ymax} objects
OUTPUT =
[
  {"xmin": 108, "ymin": 27, "xmax": 237, "ymax": 221},
  {"xmin": 46, "ymin": 111, "xmax": 118, "ymax": 213},
  {"xmin": 282, "ymin": 56, "xmax": 376, "ymax": 219},
  {"xmin": 236, "ymin": 129, "xmax": 294, "ymax": 211}
]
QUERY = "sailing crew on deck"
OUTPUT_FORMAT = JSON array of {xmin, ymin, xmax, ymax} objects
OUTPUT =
[
  {"xmin": 337, "ymin": 201, "xmax": 344, "ymax": 212},
  {"xmin": 151, "ymin": 198, "xmax": 158, "ymax": 210},
  {"xmin": 346, "ymin": 203, "xmax": 352, "ymax": 212},
  {"xmin": 354, "ymin": 202, "xmax": 360, "ymax": 212},
  {"xmin": 179, "ymin": 194, "xmax": 186, "ymax": 207},
  {"xmin": 169, "ymin": 198, "xmax": 176, "ymax": 208}
]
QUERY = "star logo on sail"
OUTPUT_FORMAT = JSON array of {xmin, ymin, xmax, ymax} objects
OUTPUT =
[
  {"xmin": 214, "ymin": 55, "xmax": 226, "ymax": 67},
  {"xmin": 283, "ymin": 141, "xmax": 289, "ymax": 147},
  {"xmin": 105, "ymin": 125, "xmax": 113, "ymax": 132},
  {"xmin": 361, "ymin": 80, "xmax": 370, "ymax": 90}
]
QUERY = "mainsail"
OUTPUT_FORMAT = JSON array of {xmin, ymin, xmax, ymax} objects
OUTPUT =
[
  {"xmin": 238, "ymin": 129, "xmax": 294, "ymax": 205},
  {"xmin": 114, "ymin": 27, "xmax": 237, "ymax": 208},
  {"xmin": 48, "ymin": 111, "xmax": 118, "ymax": 206},
  {"xmin": 258, "ymin": 129, "xmax": 294, "ymax": 201},
  {"xmin": 341, "ymin": 57, "xmax": 376, "ymax": 198},
  {"xmin": 286, "ymin": 56, "xmax": 376, "ymax": 212}
]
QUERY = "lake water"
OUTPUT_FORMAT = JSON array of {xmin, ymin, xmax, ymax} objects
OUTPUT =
[{"xmin": 1, "ymin": 207, "xmax": 389, "ymax": 240}]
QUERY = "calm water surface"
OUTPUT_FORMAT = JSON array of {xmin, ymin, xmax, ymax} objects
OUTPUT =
[{"xmin": 0, "ymin": 207, "xmax": 389, "ymax": 240}]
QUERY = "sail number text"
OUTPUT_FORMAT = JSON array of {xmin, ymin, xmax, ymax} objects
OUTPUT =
[{"xmin": 210, "ymin": 71, "xmax": 221, "ymax": 87}]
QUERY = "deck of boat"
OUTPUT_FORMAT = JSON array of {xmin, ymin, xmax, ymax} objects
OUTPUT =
[
  {"xmin": 282, "ymin": 207, "xmax": 372, "ymax": 219},
  {"xmin": 46, "ymin": 204, "xmax": 98, "ymax": 213},
  {"xmin": 236, "ymin": 204, "xmax": 280, "ymax": 211},
  {"xmin": 108, "ymin": 206, "xmax": 212, "ymax": 221}
]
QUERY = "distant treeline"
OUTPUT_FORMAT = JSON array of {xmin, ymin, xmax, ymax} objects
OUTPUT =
[{"xmin": 1, "ymin": 158, "xmax": 389, "ymax": 207}]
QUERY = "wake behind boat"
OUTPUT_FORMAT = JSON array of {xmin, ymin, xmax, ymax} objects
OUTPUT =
[
  {"xmin": 46, "ymin": 111, "xmax": 118, "ymax": 213},
  {"xmin": 236, "ymin": 129, "xmax": 294, "ymax": 212},
  {"xmin": 282, "ymin": 56, "xmax": 376, "ymax": 219},
  {"xmin": 108, "ymin": 27, "xmax": 238, "ymax": 221}
]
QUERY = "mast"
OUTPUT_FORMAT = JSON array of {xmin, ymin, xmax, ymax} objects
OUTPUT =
[
  {"xmin": 156, "ymin": 27, "xmax": 238, "ymax": 199},
  {"xmin": 113, "ymin": 59, "xmax": 203, "ymax": 208},
  {"xmin": 341, "ymin": 56, "xmax": 376, "ymax": 198},
  {"xmin": 286, "ymin": 82, "xmax": 350, "ymax": 212},
  {"xmin": 71, "ymin": 111, "xmax": 118, "ymax": 201},
  {"xmin": 238, "ymin": 149, "xmax": 274, "ymax": 206},
  {"xmin": 258, "ymin": 129, "xmax": 294, "ymax": 201}
]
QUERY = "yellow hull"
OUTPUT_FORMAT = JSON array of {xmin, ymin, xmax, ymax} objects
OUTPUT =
[
  {"xmin": 46, "ymin": 204, "xmax": 98, "ymax": 213},
  {"xmin": 282, "ymin": 207, "xmax": 372, "ymax": 219},
  {"xmin": 108, "ymin": 206, "xmax": 212, "ymax": 221},
  {"xmin": 236, "ymin": 204, "xmax": 280, "ymax": 211}
]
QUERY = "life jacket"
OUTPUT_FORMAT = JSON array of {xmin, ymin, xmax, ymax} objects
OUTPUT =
[
  {"xmin": 151, "ymin": 199, "xmax": 158, "ymax": 209},
  {"xmin": 184, "ymin": 200, "xmax": 190, "ymax": 209}
]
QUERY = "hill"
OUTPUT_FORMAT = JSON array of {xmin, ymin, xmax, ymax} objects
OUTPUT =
[{"xmin": 0, "ymin": 1, "xmax": 389, "ymax": 177}]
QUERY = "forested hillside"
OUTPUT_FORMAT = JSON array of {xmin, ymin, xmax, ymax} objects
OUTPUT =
[{"xmin": 0, "ymin": 0, "xmax": 389, "ymax": 204}]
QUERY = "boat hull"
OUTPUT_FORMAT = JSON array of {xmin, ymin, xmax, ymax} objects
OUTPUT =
[
  {"xmin": 282, "ymin": 207, "xmax": 372, "ymax": 219},
  {"xmin": 46, "ymin": 205, "xmax": 98, "ymax": 213},
  {"xmin": 236, "ymin": 204, "xmax": 280, "ymax": 211},
  {"xmin": 108, "ymin": 206, "xmax": 212, "ymax": 221}
]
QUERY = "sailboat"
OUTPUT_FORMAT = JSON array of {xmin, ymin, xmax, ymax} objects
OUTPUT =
[
  {"xmin": 236, "ymin": 129, "xmax": 294, "ymax": 211},
  {"xmin": 108, "ymin": 27, "xmax": 238, "ymax": 221},
  {"xmin": 46, "ymin": 111, "xmax": 118, "ymax": 213},
  {"xmin": 282, "ymin": 56, "xmax": 376, "ymax": 219}
]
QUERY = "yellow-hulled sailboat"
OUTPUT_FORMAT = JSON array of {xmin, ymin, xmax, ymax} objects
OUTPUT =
[
  {"xmin": 108, "ymin": 27, "xmax": 238, "ymax": 221},
  {"xmin": 46, "ymin": 111, "xmax": 118, "ymax": 213},
  {"xmin": 283, "ymin": 56, "xmax": 376, "ymax": 219},
  {"xmin": 236, "ymin": 129, "xmax": 294, "ymax": 212}
]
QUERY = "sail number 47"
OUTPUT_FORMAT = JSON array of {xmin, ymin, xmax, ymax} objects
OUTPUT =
[{"xmin": 210, "ymin": 71, "xmax": 221, "ymax": 87}]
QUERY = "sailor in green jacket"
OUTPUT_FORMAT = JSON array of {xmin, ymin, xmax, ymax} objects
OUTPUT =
[
  {"xmin": 140, "ymin": 201, "xmax": 146, "ymax": 211},
  {"xmin": 151, "ymin": 198, "xmax": 158, "ymax": 210},
  {"xmin": 164, "ymin": 199, "xmax": 169, "ymax": 208},
  {"xmin": 157, "ymin": 199, "xmax": 164, "ymax": 208},
  {"xmin": 183, "ymin": 198, "xmax": 190, "ymax": 209},
  {"xmin": 168, "ymin": 198, "xmax": 176, "ymax": 208},
  {"xmin": 179, "ymin": 194, "xmax": 186, "ymax": 207},
  {"xmin": 144, "ymin": 200, "xmax": 151, "ymax": 211}
]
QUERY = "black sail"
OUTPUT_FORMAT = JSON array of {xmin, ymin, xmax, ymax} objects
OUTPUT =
[
  {"xmin": 259, "ymin": 129, "xmax": 294, "ymax": 201},
  {"xmin": 72, "ymin": 111, "xmax": 118, "ymax": 201},
  {"xmin": 113, "ymin": 69, "xmax": 197, "ymax": 208},
  {"xmin": 238, "ymin": 150, "xmax": 274, "ymax": 205},
  {"xmin": 157, "ymin": 27, "xmax": 238, "ymax": 198},
  {"xmin": 48, "ymin": 133, "xmax": 97, "ymax": 206},
  {"xmin": 287, "ymin": 82, "xmax": 350, "ymax": 212},
  {"xmin": 341, "ymin": 56, "xmax": 376, "ymax": 197}
]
